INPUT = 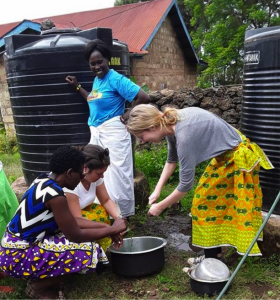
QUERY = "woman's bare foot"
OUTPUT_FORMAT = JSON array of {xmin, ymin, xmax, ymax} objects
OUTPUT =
[{"xmin": 25, "ymin": 275, "xmax": 71, "ymax": 299}]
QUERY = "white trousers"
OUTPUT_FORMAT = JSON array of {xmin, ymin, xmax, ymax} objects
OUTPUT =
[{"xmin": 89, "ymin": 116, "xmax": 134, "ymax": 217}]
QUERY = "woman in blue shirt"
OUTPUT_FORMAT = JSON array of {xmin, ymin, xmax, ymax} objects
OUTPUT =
[{"xmin": 66, "ymin": 39, "xmax": 149, "ymax": 218}]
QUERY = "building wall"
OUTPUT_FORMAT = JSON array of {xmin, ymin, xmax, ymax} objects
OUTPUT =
[
  {"xmin": 0, "ymin": 16, "xmax": 198, "ymax": 131},
  {"xmin": 131, "ymin": 16, "xmax": 197, "ymax": 91},
  {"xmin": 0, "ymin": 55, "xmax": 15, "ymax": 134}
]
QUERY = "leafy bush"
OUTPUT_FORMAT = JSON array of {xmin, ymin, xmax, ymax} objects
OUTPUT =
[
  {"xmin": 134, "ymin": 141, "xmax": 209, "ymax": 213},
  {"xmin": 135, "ymin": 141, "xmax": 179, "ymax": 182},
  {"xmin": 135, "ymin": 140, "xmax": 208, "ymax": 184}
]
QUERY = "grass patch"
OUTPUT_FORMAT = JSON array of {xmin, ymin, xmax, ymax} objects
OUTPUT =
[
  {"xmin": 135, "ymin": 141, "xmax": 209, "ymax": 214},
  {"xmin": 0, "ymin": 128, "xmax": 22, "ymax": 183},
  {"xmin": 1, "ymin": 249, "xmax": 280, "ymax": 299},
  {"xmin": 0, "ymin": 153, "xmax": 22, "ymax": 183}
]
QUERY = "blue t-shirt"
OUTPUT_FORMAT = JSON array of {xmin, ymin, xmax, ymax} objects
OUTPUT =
[{"xmin": 87, "ymin": 69, "xmax": 140, "ymax": 127}]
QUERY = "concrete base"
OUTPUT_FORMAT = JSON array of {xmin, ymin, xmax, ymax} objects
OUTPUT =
[{"xmin": 258, "ymin": 211, "xmax": 280, "ymax": 257}]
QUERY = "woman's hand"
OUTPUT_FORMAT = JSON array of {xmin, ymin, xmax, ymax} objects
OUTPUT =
[
  {"xmin": 111, "ymin": 233, "xmax": 123, "ymax": 249},
  {"xmin": 148, "ymin": 203, "xmax": 164, "ymax": 217},
  {"xmin": 120, "ymin": 108, "xmax": 131, "ymax": 125},
  {"xmin": 65, "ymin": 75, "xmax": 79, "ymax": 88},
  {"xmin": 149, "ymin": 189, "xmax": 161, "ymax": 205},
  {"xmin": 112, "ymin": 217, "xmax": 127, "ymax": 234}
]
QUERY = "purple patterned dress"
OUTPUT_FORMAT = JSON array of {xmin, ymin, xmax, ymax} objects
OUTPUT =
[{"xmin": 0, "ymin": 174, "xmax": 108, "ymax": 279}]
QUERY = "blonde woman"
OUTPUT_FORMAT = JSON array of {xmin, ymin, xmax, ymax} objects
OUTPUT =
[{"xmin": 126, "ymin": 104, "xmax": 273, "ymax": 263}]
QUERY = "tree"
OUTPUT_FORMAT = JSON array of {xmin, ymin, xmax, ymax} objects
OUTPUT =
[
  {"xmin": 184, "ymin": 0, "xmax": 280, "ymax": 87},
  {"xmin": 114, "ymin": 0, "xmax": 150, "ymax": 5}
]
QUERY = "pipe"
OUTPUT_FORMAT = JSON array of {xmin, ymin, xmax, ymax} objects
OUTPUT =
[{"xmin": 216, "ymin": 190, "xmax": 280, "ymax": 300}]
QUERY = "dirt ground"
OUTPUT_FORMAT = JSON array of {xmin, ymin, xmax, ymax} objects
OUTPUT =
[{"xmin": 125, "ymin": 213, "xmax": 280, "ymax": 300}]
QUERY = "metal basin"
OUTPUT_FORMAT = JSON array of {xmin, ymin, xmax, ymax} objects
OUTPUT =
[
  {"xmin": 188, "ymin": 259, "xmax": 231, "ymax": 296},
  {"xmin": 109, "ymin": 236, "xmax": 167, "ymax": 277},
  {"xmin": 194, "ymin": 258, "xmax": 230, "ymax": 281}
]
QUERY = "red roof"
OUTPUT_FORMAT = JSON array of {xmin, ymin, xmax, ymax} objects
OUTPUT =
[
  {"xmin": 0, "ymin": 21, "xmax": 22, "ymax": 38},
  {"xmin": 0, "ymin": 0, "xmax": 174, "ymax": 54}
]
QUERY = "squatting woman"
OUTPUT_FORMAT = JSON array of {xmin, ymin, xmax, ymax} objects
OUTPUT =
[
  {"xmin": 64, "ymin": 144, "xmax": 122, "ymax": 252},
  {"xmin": 0, "ymin": 146, "xmax": 126, "ymax": 299}
]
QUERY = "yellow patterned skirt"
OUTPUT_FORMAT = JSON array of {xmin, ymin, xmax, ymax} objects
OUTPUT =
[
  {"xmin": 82, "ymin": 203, "xmax": 112, "ymax": 252},
  {"xmin": 191, "ymin": 131, "xmax": 274, "ymax": 256}
]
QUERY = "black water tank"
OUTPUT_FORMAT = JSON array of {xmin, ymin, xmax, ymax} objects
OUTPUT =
[
  {"xmin": 241, "ymin": 26, "xmax": 280, "ymax": 214},
  {"xmin": 4, "ymin": 27, "xmax": 130, "ymax": 185}
]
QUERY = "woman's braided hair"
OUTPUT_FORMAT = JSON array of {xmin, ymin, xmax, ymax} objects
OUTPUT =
[{"xmin": 49, "ymin": 145, "xmax": 85, "ymax": 174}]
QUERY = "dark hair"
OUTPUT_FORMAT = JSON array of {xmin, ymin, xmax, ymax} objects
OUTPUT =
[
  {"xmin": 49, "ymin": 145, "xmax": 85, "ymax": 174},
  {"xmin": 83, "ymin": 144, "xmax": 110, "ymax": 170},
  {"xmin": 84, "ymin": 39, "xmax": 112, "ymax": 62}
]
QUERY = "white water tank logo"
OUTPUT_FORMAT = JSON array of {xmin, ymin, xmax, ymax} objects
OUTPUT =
[{"xmin": 244, "ymin": 51, "xmax": 260, "ymax": 64}]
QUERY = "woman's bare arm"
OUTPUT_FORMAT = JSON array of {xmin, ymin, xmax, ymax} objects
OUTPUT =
[
  {"xmin": 47, "ymin": 196, "xmax": 126, "ymax": 242},
  {"xmin": 96, "ymin": 183, "xmax": 120, "ymax": 219}
]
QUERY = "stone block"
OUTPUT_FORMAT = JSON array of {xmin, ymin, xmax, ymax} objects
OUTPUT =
[
  {"xmin": 134, "ymin": 170, "xmax": 150, "ymax": 209},
  {"xmin": 222, "ymin": 109, "xmax": 239, "ymax": 124},
  {"xmin": 215, "ymin": 97, "xmax": 233, "ymax": 111},
  {"xmin": 3, "ymin": 115, "xmax": 14, "ymax": 123},
  {"xmin": 201, "ymin": 97, "xmax": 216, "ymax": 109},
  {"xmin": 258, "ymin": 212, "xmax": 280, "ymax": 257},
  {"xmin": 6, "ymin": 107, "xmax": 13, "ymax": 115},
  {"xmin": 4, "ymin": 123, "xmax": 16, "ymax": 135},
  {"xmin": 11, "ymin": 176, "xmax": 29, "ymax": 201}
]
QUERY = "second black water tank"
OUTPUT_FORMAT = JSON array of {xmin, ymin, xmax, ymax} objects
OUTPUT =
[
  {"xmin": 241, "ymin": 26, "xmax": 280, "ymax": 214},
  {"xmin": 5, "ymin": 27, "xmax": 130, "ymax": 185}
]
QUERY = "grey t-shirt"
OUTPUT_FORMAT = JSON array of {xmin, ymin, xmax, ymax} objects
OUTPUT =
[{"xmin": 167, "ymin": 107, "xmax": 241, "ymax": 192}]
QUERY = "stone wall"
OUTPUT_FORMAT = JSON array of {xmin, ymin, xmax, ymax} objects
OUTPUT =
[
  {"xmin": 131, "ymin": 16, "xmax": 197, "ymax": 91},
  {"xmin": 0, "ymin": 55, "xmax": 15, "ymax": 134},
  {"xmin": 0, "ymin": 71, "xmax": 242, "ymax": 135},
  {"xmin": 149, "ymin": 85, "xmax": 242, "ymax": 128}
]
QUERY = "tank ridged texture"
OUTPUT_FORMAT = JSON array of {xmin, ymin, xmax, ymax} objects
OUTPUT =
[
  {"xmin": 241, "ymin": 26, "xmax": 280, "ymax": 213},
  {"xmin": 4, "ymin": 28, "xmax": 130, "ymax": 184}
]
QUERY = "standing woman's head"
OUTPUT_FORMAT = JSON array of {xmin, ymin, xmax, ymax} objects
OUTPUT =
[
  {"xmin": 49, "ymin": 145, "xmax": 86, "ymax": 190},
  {"xmin": 82, "ymin": 144, "xmax": 110, "ymax": 183},
  {"xmin": 126, "ymin": 104, "xmax": 179, "ymax": 143},
  {"xmin": 84, "ymin": 39, "xmax": 111, "ymax": 79}
]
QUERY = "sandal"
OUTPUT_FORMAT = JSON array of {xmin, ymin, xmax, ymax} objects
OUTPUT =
[
  {"xmin": 25, "ymin": 283, "xmax": 39, "ymax": 299},
  {"xmin": 182, "ymin": 265, "xmax": 196, "ymax": 274},
  {"xmin": 187, "ymin": 255, "xmax": 205, "ymax": 266},
  {"xmin": 58, "ymin": 290, "xmax": 66, "ymax": 300},
  {"xmin": 25, "ymin": 281, "xmax": 66, "ymax": 300},
  {"xmin": 58, "ymin": 282, "xmax": 67, "ymax": 300}
]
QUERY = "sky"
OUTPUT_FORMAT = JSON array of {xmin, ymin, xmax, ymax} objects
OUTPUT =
[{"xmin": 0, "ymin": 0, "xmax": 116, "ymax": 25}]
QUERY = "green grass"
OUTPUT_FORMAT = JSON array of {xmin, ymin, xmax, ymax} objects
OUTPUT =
[
  {"xmin": 0, "ymin": 153, "xmax": 22, "ymax": 183},
  {"xmin": 1, "ymin": 251, "xmax": 280, "ymax": 299},
  {"xmin": 135, "ymin": 141, "xmax": 209, "ymax": 214},
  {"xmin": 0, "ymin": 130, "xmax": 22, "ymax": 183}
]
